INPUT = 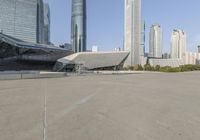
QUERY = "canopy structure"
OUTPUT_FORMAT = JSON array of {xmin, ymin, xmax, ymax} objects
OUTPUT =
[{"xmin": 0, "ymin": 33, "xmax": 73, "ymax": 70}]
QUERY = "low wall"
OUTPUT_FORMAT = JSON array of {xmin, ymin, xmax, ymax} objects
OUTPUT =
[{"xmin": 0, "ymin": 71, "xmax": 67, "ymax": 80}]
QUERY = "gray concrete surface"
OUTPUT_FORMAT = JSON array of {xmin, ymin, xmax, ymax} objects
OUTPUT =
[{"xmin": 0, "ymin": 72, "xmax": 200, "ymax": 140}]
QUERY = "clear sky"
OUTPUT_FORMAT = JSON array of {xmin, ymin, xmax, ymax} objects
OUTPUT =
[{"xmin": 44, "ymin": 0, "xmax": 200, "ymax": 53}]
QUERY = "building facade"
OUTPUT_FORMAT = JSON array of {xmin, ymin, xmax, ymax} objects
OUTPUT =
[
  {"xmin": 170, "ymin": 29, "xmax": 187, "ymax": 59},
  {"xmin": 149, "ymin": 24, "xmax": 162, "ymax": 58},
  {"xmin": 162, "ymin": 53, "xmax": 170, "ymax": 59},
  {"xmin": 71, "ymin": 0, "xmax": 87, "ymax": 53},
  {"xmin": 37, "ymin": 0, "xmax": 44, "ymax": 44},
  {"xmin": 54, "ymin": 51, "xmax": 130, "ymax": 72},
  {"xmin": 149, "ymin": 58, "xmax": 184, "ymax": 68},
  {"xmin": 140, "ymin": 21, "xmax": 145, "ymax": 57},
  {"xmin": 124, "ymin": 0, "xmax": 141, "ymax": 66},
  {"xmin": 0, "ymin": 0, "xmax": 46, "ymax": 44},
  {"xmin": 185, "ymin": 52, "xmax": 200, "ymax": 65},
  {"xmin": 43, "ymin": 3, "xmax": 50, "ymax": 44}
]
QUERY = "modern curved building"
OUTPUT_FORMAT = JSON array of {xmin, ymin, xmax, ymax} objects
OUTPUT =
[
  {"xmin": 71, "ymin": 0, "xmax": 87, "ymax": 53},
  {"xmin": 0, "ymin": 33, "xmax": 73, "ymax": 71},
  {"xmin": 53, "ymin": 51, "xmax": 129, "ymax": 72}
]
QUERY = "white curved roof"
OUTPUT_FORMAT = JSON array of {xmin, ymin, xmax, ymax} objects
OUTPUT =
[{"xmin": 57, "ymin": 51, "xmax": 129, "ymax": 69}]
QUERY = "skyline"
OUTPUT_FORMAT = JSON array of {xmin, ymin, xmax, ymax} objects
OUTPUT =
[{"xmin": 44, "ymin": 0, "xmax": 200, "ymax": 53}]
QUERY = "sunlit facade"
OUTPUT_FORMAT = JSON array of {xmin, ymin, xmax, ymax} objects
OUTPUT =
[
  {"xmin": 170, "ymin": 29, "xmax": 187, "ymax": 59},
  {"xmin": 185, "ymin": 52, "xmax": 200, "ymax": 65},
  {"xmin": 149, "ymin": 24, "xmax": 162, "ymax": 58},
  {"xmin": 124, "ymin": 0, "xmax": 141, "ymax": 66}
]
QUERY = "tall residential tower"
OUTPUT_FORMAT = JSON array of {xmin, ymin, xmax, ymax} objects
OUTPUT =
[
  {"xmin": 149, "ymin": 24, "xmax": 162, "ymax": 58},
  {"xmin": 71, "ymin": 0, "xmax": 87, "ymax": 52},
  {"xmin": 171, "ymin": 29, "xmax": 187, "ymax": 59},
  {"xmin": 124, "ymin": 0, "xmax": 141, "ymax": 66}
]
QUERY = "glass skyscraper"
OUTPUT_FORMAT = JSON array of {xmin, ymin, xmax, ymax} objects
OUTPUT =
[
  {"xmin": 37, "ymin": 0, "xmax": 45, "ymax": 44},
  {"xmin": 71, "ymin": 0, "xmax": 87, "ymax": 52},
  {"xmin": 43, "ymin": 3, "xmax": 50, "ymax": 44},
  {"xmin": 0, "ymin": 0, "xmax": 45, "ymax": 44}
]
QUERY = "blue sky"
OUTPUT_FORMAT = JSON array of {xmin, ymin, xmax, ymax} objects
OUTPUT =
[{"xmin": 44, "ymin": 0, "xmax": 200, "ymax": 53}]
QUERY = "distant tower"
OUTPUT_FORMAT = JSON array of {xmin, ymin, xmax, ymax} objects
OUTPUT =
[
  {"xmin": 124, "ymin": 0, "xmax": 141, "ymax": 66},
  {"xmin": 149, "ymin": 24, "xmax": 162, "ymax": 58},
  {"xmin": 170, "ymin": 29, "xmax": 187, "ymax": 59},
  {"xmin": 198, "ymin": 45, "xmax": 200, "ymax": 53},
  {"xmin": 140, "ymin": 21, "xmax": 145, "ymax": 57},
  {"xmin": 71, "ymin": 0, "xmax": 87, "ymax": 53}
]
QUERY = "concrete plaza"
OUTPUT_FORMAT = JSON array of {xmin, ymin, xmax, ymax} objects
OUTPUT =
[{"xmin": 0, "ymin": 72, "xmax": 200, "ymax": 140}]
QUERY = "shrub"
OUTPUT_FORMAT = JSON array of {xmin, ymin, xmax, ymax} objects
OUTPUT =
[
  {"xmin": 159, "ymin": 66, "xmax": 181, "ymax": 72},
  {"xmin": 124, "ymin": 64, "xmax": 200, "ymax": 72},
  {"xmin": 167, "ymin": 67, "xmax": 181, "ymax": 73},
  {"xmin": 133, "ymin": 64, "xmax": 143, "ymax": 71},
  {"xmin": 181, "ymin": 64, "xmax": 200, "ymax": 72},
  {"xmin": 155, "ymin": 65, "xmax": 161, "ymax": 71},
  {"xmin": 159, "ymin": 66, "xmax": 171, "ymax": 72},
  {"xmin": 144, "ymin": 64, "xmax": 153, "ymax": 71}
]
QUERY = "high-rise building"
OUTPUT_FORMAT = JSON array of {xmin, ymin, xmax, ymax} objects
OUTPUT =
[
  {"xmin": 43, "ymin": 3, "xmax": 50, "ymax": 44},
  {"xmin": 198, "ymin": 45, "xmax": 200, "ymax": 53},
  {"xmin": 140, "ymin": 21, "xmax": 145, "ymax": 57},
  {"xmin": 37, "ymin": 0, "xmax": 44, "ymax": 44},
  {"xmin": 71, "ymin": 0, "xmax": 87, "ymax": 53},
  {"xmin": 149, "ymin": 24, "xmax": 162, "ymax": 58},
  {"xmin": 124, "ymin": 0, "xmax": 141, "ymax": 66},
  {"xmin": 170, "ymin": 29, "xmax": 187, "ymax": 59},
  {"xmin": 185, "ymin": 52, "xmax": 200, "ymax": 65},
  {"xmin": 0, "ymin": 0, "xmax": 45, "ymax": 44}
]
